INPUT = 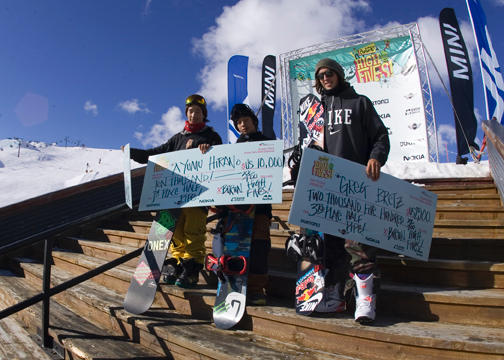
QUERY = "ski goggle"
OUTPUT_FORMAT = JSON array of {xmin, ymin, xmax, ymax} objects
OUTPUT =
[
  {"xmin": 316, "ymin": 70, "xmax": 335, "ymax": 80},
  {"xmin": 185, "ymin": 94, "xmax": 206, "ymax": 106}
]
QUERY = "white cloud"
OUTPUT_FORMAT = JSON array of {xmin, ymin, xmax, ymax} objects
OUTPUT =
[
  {"xmin": 495, "ymin": 0, "xmax": 504, "ymax": 6},
  {"xmin": 437, "ymin": 124, "xmax": 457, "ymax": 156},
  {"xmin": 143, "ymin": 0, "xmax": 152, "ymax": 16},
  {"xmin": 134, "ymin": 106, "xmax": 185, "ymax": 147},
  {"xmin": 119, "ymin": 99, "xmax": 151, "ymax": 114},
  {"xmin": 84, "ymin": 101, "xmax": 98, "ymax": 116},
  {"xmin": 417, "ymin": 16, "xmax": 478, "ymax": 92},
  {"xmin": 193, "ymin": 0, "xmax": 370, "ymax": 110}
]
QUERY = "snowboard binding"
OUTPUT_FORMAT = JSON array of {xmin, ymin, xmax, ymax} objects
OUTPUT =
[{"xmin": 205, "ymin": 254, "xmax": 247, "ymax": 281}]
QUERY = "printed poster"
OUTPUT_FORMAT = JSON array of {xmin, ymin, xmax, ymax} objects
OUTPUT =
[{"xmin": 288, "ymin": 36, "xmax": 429, "ymax": 163}]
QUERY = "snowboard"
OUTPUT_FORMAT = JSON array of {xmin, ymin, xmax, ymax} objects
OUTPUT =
[
  {"xmin": 206, "ymin": 206, "xmax": 255, "ymax": 330},
  {"xmin": 124, "ymin": 209, "xmax": 181, "ymax": 315},
  {"xmin": 294, "ymin": 94, "xmax": 326, "ymax": 315},
  {"xmin": 298, "ymin": 93, "xmax": 325, "ymax": 149},
  {"xmin": 295, "ymin": 259, "xmax": 326, "ymax": 315}
]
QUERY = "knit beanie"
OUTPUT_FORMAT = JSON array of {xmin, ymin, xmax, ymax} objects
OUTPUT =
[{"xmin": 315, "ymin": 58, "xmax": 346, "ymax": 82}]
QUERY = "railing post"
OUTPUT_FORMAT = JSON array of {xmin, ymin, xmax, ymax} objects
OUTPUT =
[{"xmin": 42, "ymin": 238, "xmax": 53, "ymax": 348}]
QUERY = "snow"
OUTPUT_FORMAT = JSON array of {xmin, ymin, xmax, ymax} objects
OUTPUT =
[{"xmin": 0, "ymin": 139, "xmax": 491, "ymax": 208}]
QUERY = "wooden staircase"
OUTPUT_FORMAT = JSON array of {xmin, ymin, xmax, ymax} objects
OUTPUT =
[{"xmin": 0, "ymin": 177, "xmax": 503, "ymax": 359}]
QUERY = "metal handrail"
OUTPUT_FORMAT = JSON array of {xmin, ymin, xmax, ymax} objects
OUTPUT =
[
  {"xmin": 482, "ymin": 120, "xmax": 504, "ymax": 204},
  {"xmin": 0, "ymin": 169, "xmax": 146, "ymax": 348},
  {"xmin": 0, "ymin": 202, "xmax": 139, "ymax": 347}
]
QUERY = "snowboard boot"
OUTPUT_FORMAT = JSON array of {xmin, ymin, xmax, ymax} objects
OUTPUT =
[
  {"xmin": 314, "ymin": 283, "xmax": 345, "ymax": 313},
  {"xmin": 247, "ymin": 274, "xmax": 268, "ymax": 306},
  {"xmin": 175, "ymin": 258, "xmax": 203, "ymax": 288},
  {"xmin": 161, "ymin": 258, "xmax": 182, "ymax": 285},
  {"xmin": 351, "ymin": 273, "xmax": 376, "ymax": 324}
]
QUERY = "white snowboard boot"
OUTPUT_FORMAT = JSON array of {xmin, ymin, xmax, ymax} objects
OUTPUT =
[{"xmin": 352, "ymin": 273, "xmax": 376, "ymax": 323}]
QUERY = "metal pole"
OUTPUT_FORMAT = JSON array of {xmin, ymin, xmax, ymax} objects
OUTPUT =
[{"xmin": 42, "ymin": 238, "xmax": 53, "ymax": 348}]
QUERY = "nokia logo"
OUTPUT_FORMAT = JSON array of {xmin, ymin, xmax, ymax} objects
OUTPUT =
[
  {"xmin": 380, "ymin": 113, "xmax": 391, "ymax": 119},
  {"xmin": 199, "ymin": 199, "xmax": 214, "ymax": 204},
  {"xmin": 403, "ymin": 154, "xmax": 425, "ymax": 161}
]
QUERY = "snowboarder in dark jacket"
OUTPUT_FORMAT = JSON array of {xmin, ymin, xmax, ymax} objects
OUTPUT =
[
  {"xmin": 314, "ymin": 58, "xmax": 390, "ymax": 323},
  {"xmin": 230, "ymin": 103, "xmax": 273, "ymax": 306},
  {"xmin": 129, "ymin": 94, "xmax": 222, "ymax": 288}
]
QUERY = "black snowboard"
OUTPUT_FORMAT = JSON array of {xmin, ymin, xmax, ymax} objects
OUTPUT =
[{"xmin": 124, "ymin": 209, "xmax": 181, "ymax": 315}]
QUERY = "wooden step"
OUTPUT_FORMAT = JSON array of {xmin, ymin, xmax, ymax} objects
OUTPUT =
[
  {"xmin": 4, "ymin": 264, "xmax": 355, "ymax": 359},
  {"xmin": 64, "ymin": 236, "xmax": 140, "ymax": 267},
  {"xmin": 0, "ymin": 307, "xmax": 54, "ymax": 360},
  {"xmin": 0, "ymin": 274, "xmax": 162, "ymax": 360},
  {"xmin": 99, "ymin": 228, "xmax": 147, "ymax": 247},
  {"xmin": 421, "ymin": 183, "xmax": 498, "ymax": 195},
  {"xmin": 377, "ymin": 256, "xmax": 504, "ymax": 288},
  {"xmin": 246, "ymin": 303, "xmax": 504, "ymax": 360},
  {"xmin": 48, "ymin": 251, "xmax": 217, "ymax": 311}
]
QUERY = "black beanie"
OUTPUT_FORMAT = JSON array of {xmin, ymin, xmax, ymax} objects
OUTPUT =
[{"xmin": 315, "ymin": 58, "xmax": 346, "ymax": 82}]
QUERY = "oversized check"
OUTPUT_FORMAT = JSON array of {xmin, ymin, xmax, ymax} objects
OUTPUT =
[
  {"xmin": 139, "ymin": 140, "xmax": 283, "ymax": 211},
  {"xmin": 288, "ymin": 148, "xmax": 437, "ymax": 261}
]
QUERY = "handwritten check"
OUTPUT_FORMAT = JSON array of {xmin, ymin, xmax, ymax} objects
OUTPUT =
[
  {"xmin": 139, "ymin": 140, "xmax": 284, "ymax": 211},
  {"xmin": 288, "ymin": 148, "xmax": 437, "ymax": 261}
]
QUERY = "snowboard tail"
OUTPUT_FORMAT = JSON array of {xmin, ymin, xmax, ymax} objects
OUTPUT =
[
  {"xmin": 211, "ymin": 207, "xmax": 255, "ymax": 330},
  {"xmin": 124, "ymin": 209, "xmax": 181, "ymax": 315}
]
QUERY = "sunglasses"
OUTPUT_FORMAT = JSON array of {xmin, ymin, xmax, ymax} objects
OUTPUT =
[
  {"xmin": 316, "ymin": 70, "xmax": 335, "ymax": 80},
  {"xmin": 185, "ymin": 95, "xmax": 206, "ymax": 106}
]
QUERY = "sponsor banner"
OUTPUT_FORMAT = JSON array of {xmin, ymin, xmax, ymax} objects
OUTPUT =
[
  {"xmin": 122, "ymin": 143, "xmax": 132, "ymax": 209},
  {"xmin": 288, "ymin": 35, "xmax": 428, "ymax": 162},
  {"xmin": 467, "ymin": 0, "xmax": 504, "ymax": 124},
  {"xmin": 139, "ymin": 140, "xmax": 284, "ymax": 211},
  {"xmin": 261, "ymin": 55, "xmax": 277, "ymax": 139},
  {"xmin": 440, "ymin": 8, "xmax": 479, "ymax": 155},
  {"xmin": 288, "ymin": 148, "xmax": 437, "ymax": 261},
  {"xmin": 227, "ymin": 55, "xmax": 249, "ymax": 143}
]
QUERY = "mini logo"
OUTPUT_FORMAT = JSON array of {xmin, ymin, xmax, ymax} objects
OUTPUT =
[
  {"xmin": 312, "ymin": 156, "xmax": 333, "ymax": 179},
  {"xmin": 262, "ymin": 194, "xmax": 272, "ymax": 200},
  {"xmin": 409, "ymin": 123, "xmax": 421, "ymax": 130},
  {"xmin": 231, "ymin": 196, "xmax": 245, "ymax": 202},
  {"xmin": 404, "ymin": 93, "xmax": 414, "ymax": 100},
  {"xmin": 400, "ymin": 141, "xmax": 415, "ymax": 147}
]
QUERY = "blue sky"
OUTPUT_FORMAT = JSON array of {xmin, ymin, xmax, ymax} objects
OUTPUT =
[{"xmin": 1, "ymin": 0, "xmax": 503, "ymax": 163}]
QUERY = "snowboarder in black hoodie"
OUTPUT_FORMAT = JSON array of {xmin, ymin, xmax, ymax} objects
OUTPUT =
[{"xmin": 314, "ymin": 58, "xmax": 390, "ymax": 323}]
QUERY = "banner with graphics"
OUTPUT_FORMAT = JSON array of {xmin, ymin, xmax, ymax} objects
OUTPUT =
[
  {"xmin": 288, "ymin": 36, "xmax": 428, "ymax": 163},
  {"xmin": 288, "ymin": 148, "xmax": 437, "ymax": 261},
  {"xmin": 466, "ymin": 0, "xmax": 504, "ymax": 124},
  {"xmin": 138, "ymin": 140, "xmax": 284, "ymax": 211},
  {"xmin": 227, "ymin": 55, "xmax": 249, "ymax": 143},
  {"xmin": 440, "ymin": 8, "xmax": 479, "ymax": 156},
  {"xmin": 261, "ymin": 55, "xmax": 277, "ymax": 139}
]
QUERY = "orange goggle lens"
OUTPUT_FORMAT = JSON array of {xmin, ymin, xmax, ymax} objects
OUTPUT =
[{"xmin": 185, "ymin": 95, "xmax": 206, "ymax": 106}]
